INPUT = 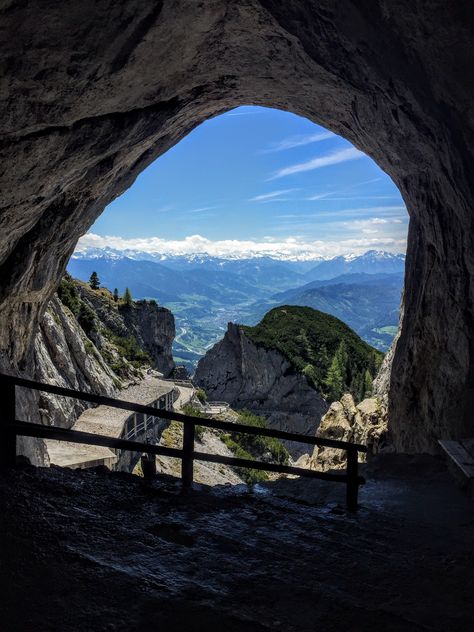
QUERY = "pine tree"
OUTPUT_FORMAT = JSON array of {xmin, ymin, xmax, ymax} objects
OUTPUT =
[
  {"xmin": 89, "ymin": 271, "xmax": 100, "ymax": 290},
  {"xmin": 113, "ymin": 288, "xmax": 119, "ymax": 303},
  {"xmin": 122, "ymin": 287, "xmax": 133, "ymax": 307},
  {"xmin": 363, "ymin": 369, "xmax": 373, "ymax": 398},
  {"xmin": 325, "ymin": 354, "xmax": 345, "ymax": 402},
  {"xmin": 325, "ymin": 341, "xmax": 348, "ymax": 402}
]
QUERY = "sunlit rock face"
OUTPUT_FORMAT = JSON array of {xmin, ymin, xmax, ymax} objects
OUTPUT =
[
  {"xmin": 194, "ymin": 323, "xmax": 328, "ymax": 457},
  {"xmin": 307, "ymin": 394, "xmax": 390, "ymax": 472},
  {"xmin": 0, "ymin": 1, "xmax": 472, "ymax": 453}
]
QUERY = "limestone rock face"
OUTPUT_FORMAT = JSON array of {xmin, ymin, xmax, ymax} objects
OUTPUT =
[
  {"xmin": 75, "ymin": 284, "xmax": 175, "ymax": 376},
  {"xmin": 194, "ymin": 323, "xmax": 328, "ymax": 456},
  {"xmin": 0, "ymin": 1, "xmax": 473, "ymax": 455},
  {"xmin": 30, "ymin": 284, "xmax": 175, "ymax": 437},
  {"xmin": 310, "ymin": 394, "xmax": 390, "ymax": 472},
  {"xmin": 34, "ymin": 296, "xmax": 119, "ymax": 431},
  {"xmin": 120, "ymin": 303, "xmax": 175, "ymax": 377}
]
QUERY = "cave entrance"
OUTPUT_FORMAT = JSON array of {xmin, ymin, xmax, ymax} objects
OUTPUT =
[
  {"xmin": 72, "ymin": 106, "xmax": 407, "ymax": 373},
  {"xmin": 1, "ymin": 2, "xmax": 472, "ymax": 463},
  {"xmin": 60, "ymin": 106, "xmax": 407, "ymax": 483}
]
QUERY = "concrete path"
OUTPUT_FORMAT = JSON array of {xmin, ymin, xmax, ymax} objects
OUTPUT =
[
  {"xmin": 173, "ymin": 385, "xmax": 194, "ymax": 411},
  {"xmin": 46, "ymin": 375, "xmax": 175, "ymax": 469}
]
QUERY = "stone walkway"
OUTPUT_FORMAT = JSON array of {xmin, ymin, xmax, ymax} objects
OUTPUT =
[{"xmin": 45, "ymin": 375, "xmax": 177, "ymax": 469}]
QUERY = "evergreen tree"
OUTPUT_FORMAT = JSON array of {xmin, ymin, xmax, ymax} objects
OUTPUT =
[
  {"xmin": 89, "ymin": 271, "xmax": 100, "ymax": 290},
  {"xmin": 77, "ymin": 302, "xmax": 97, "ymax": 338},
  {"xmin": 122, "ymin": 287, "xmax": 133, "ymax": 307},
  {"xmin": 363, "ymin": 369, "xmax": 373, "ymax": 398},
  {"xmin": 325, "ymin": 354, "xmax": 345, "ymax": 402},
  {"xmin": 325, "ymin": 341, "xmax": 348, "ymax": 401},
  {"xmin": 113, "ymin": 288, "xmax": 119, "ymax": 303}
]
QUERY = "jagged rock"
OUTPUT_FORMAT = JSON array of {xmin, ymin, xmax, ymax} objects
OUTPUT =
[
  {"xmin": 120, "ymin": 302, "xmax": 175, "ymax": 377},
  {"xmin": 310, "ymin": 394, "xmax": 390, "ymax": 471},
  {"xmin": 34, "ymin": 297, "xmax": 119, "ymax": 429},
  {"xmin": 31, "ymin": 282, "xmax": 176, "ymax": 435},
  {"xmin": 194, "ymin": 323, "xmax": 328, "ymax": 457},
  {"xmin": 75, "ymin": 283, "xmax": 175, "ymax": 376}
]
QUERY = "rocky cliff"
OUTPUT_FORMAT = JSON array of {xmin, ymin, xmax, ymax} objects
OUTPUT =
[
  {"xmin": 73, "ymin": 282, "xmax": 175, "ymax": 377},
  {"xmin": 301, "ymin": 394, "xmax": 390, "ymax": 473},
  {"xmin": 194, "ymin": 322, "xmax": 328, "ymax": 457},
  {"xmin": 34, "ymin": 296, "xmax": 119, "ymax": 435},
  {"xmin": 31, "ymin": 276, "xmax": 175, "ymax": 440}
]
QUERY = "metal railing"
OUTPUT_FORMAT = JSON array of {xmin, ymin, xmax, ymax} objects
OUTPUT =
[{"xmin": 0, "ymin": 373, "xmax": 367, "ymax": 511}]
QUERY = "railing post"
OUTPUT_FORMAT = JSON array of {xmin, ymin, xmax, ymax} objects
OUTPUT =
[
  {"xmin": 346, "ymin": 447, "xmax": 359, "ymax": 512},
  {"xmin": 181, "ymin": 421, "xmax": 195, "ymax": 491},
  {"xmin": 0, "ymin": 376, "xmax": 16, "ymax": 468}
]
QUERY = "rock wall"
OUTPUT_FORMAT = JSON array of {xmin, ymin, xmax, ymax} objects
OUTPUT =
[
  {"xmin": 34, "ymin": 296, "xmax": 119, "ymax": 432},
  {"xmin": 0, "ymin": 1, "xmax": 473, "ymax": 454},
  {"xmin": 305, "ymin": 394, "xmax": 390, "ymax": 472},
  {"xmin": 120, "ymin": 303, "xmax": 175, "ymax": 377},
  {"xmin": 28, "ymin": 281, "xmax": 176, "ymax": 450},
  {"xmin": 75, "ymin": 284, "xmax": 175, "ymax": 376},
  {"xmin": 194, "ymin": 323, "xmax": 328, "ymax": 456}
]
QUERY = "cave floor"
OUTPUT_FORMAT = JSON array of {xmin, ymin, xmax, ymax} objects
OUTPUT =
[{"xmin": 1, "ymin": 456, "xmax": 473, "ymax": 632}]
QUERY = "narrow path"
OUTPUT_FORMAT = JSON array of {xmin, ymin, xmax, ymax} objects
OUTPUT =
[
  {"xmin": 173, "ymin": 385, "xmax": 194, "ymax": 411},
  {"xmin": 45, "ymin": 374, "xmax": 175, "ymax": 469}
]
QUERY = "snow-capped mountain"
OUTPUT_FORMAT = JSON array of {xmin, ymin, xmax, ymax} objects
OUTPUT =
[
  {"xmin": 303, "ymin": 250, "xmax": 406, "ymax": 281},
  {"xmin": 72, "ymin": 245, "xmax": 404, "ymax": 270}
]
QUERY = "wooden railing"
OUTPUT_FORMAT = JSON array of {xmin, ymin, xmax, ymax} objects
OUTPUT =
[{"xmin": 0, "ymin": 374, "xmax": 367, "ymax": 511}]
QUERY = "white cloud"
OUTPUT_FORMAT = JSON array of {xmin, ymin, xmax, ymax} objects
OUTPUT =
[
  {"xmin": 269, "ymin": 147, "xmax": 365, "ymax": 180},
  {"xmin": 76, "ymin": 232, "xmax": 406, "ymax": 261},
  {"xmin": 263, "ymin": 131, "xmax": 334, "ymax": 153},
  {"xmin": 342, "ymin": 216, "xmax": 406, "ymax": 228},
  {"xmin": 249, "ymin": 189, "xmax": 296, "ymax": 202},
  {"xmin": 305, "ymin": 192, "xmax": 334, "ymax": 201},
  {"xmin": 225, "ymin": 108, "xmax": 266, "ymax": 117},
  {"xmin": 186, "ymin": 206, "xmax": 217, "ymax": 213}
]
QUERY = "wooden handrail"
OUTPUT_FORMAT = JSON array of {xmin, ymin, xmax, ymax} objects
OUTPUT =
[
  {"xmin": 0, "ymin": 373, "xmax": 366, "ymax": 511},
  {"xmin": 1, "ymin": 374, "xmax": 367, "ymax": 452}
]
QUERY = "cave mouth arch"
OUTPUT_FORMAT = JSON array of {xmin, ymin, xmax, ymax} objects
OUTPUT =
[
  {"xmin": 75, "ymin": 105, "xmax": 407, "ymax": 371},
  {"xmin": 0, "ymin": 1, "xmax": 472, "ymax": 454}
]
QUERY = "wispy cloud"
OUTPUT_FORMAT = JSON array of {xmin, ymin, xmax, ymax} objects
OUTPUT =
[
  {"xmin": 154, "ymin": 204, "xmax": 175, "ymax": 214},
  {"xmin": 186, "ymin": 206, "xmax": 217, "ymax": 213},
  {"xmin": 313, "ymin": 195, "xmax": 401, "ymax": 201},
  {"xmin": 225, "ymin": 109, "xmax": 266, "ymax": 117},
  {"xmin": 269, "ymin": 147, "xmax": 365, "ymax": 180},
  {"xmin": 341, "ymin": 217, "xmax": 406, "ymax": 234},
  {"xmin": 249, "ymin": 189, "xmax": 297, "ymax": 202},
  {"xmin": 305, "ymin": 192, "xmax": 335, "ymax": 201},
  {"xmin": 273, "ymin": 206, "xmax": 406, "ymax": 222},
  {"xmin": 305, "ymin": 177, "xmax": 386, "ymax": 200},
  {"xmin": 262, "ymin": 131, "xmax": 334, "ymax": 153},
  {"xmin": 76, "ymin": 232, "xmax": 406, "ymax": 261},
  {"xmin": 346, "ymin": 177, "xmax": 382, "ymax": 188}
]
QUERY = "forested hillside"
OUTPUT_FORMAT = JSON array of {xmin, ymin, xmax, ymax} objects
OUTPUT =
[{"xmin": 242, "ymin": 306, "xmax": 383, "ymax": 402}]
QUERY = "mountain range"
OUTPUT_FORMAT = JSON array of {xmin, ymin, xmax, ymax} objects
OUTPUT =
[{"xmin": 68, "ymin": 249, "xmax": 405, "ymax": 370}]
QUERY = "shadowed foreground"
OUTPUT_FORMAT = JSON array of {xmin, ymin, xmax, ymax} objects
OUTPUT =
[{"xmin": 1, "ymin": 457, "xmax": 473, "ymax": 631}]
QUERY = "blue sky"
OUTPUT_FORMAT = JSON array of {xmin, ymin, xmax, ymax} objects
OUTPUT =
[{"xmin": 80, "ymin": 106, "xmax": 407, "ymax": 259}]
